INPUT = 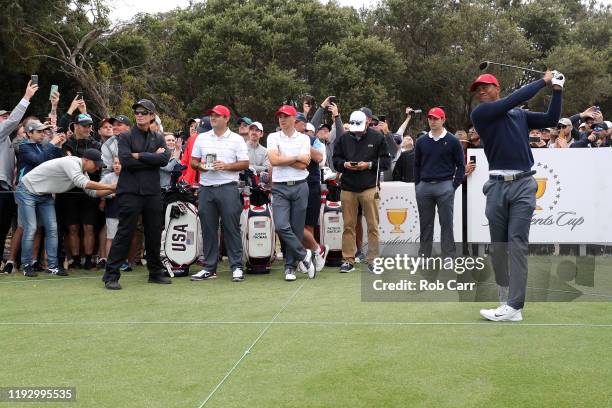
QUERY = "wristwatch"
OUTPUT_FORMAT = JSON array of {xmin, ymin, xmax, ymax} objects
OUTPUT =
[{"xmin": 368, "ymin": 162, "xmax": 372, "ymax": 169}]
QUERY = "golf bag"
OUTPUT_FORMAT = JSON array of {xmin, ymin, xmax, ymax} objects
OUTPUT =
[
  {"xmin": 240, "ymin": 169, "xmax": 275, "ymax": 274},
  {"xmin": 320, "ymin": 171, "xmax": 343, "ymax": 267},
  {"xmin": 161, "ymin": 181, "xmax": 202, "ymax": 277}
]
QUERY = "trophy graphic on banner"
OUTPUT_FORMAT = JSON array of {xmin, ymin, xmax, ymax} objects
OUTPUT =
[
  {"xmin": 535, "ymin": 177, "xmax": 547, "ymax": 211},
  {"xmin": 386, "ymin": 208, "xmax": 408, "ymax": 234}
]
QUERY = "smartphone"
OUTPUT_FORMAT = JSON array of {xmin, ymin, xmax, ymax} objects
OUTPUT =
[
  {"xmin": 469, "ymin": 155, "xmax": 476, "ymax": 164},
  {"xmin": 31, "ymin": 75, "xmax": 38, "ymax": 86},
  {"xmin": 529, "ymin": 136, "xmax": 540, "ymax": 143},
  {"xmin": 350, "ymin": 161, "xmax": 358, "ymax": 167},
  {"xmin": 76, "ymin": 91, "xmax": 83, "ymax": 100},
  {"xmin": 594, "ymin": 106, "xmax": 600, "ymax": 112},
  {"xmin": 379, "ymin": 115, "xmax": 386, "ymax": 122},
  {"xmin": 49, "ymin": 84, "xmax": 59, "ymax": 100},
  {"xmin": 328, "ymin": 96, "xmax": 336, "ymax": 105}
]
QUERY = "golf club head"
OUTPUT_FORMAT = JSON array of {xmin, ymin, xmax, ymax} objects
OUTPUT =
[{"xmin": 479, "ymin": 61, "xmax": 490, "ymax": 71}]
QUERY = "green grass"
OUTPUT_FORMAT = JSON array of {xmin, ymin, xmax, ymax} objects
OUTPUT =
[{"xmin": 1, "ymin": 257, "xmax": 612, "ymax": 408}]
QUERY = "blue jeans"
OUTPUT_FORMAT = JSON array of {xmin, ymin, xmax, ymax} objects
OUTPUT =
[{"xmin": 14, "ymin": 183, "xmax": 58, "ymax": 268}]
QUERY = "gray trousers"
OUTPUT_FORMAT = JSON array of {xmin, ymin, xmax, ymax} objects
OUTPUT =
[
  {"xmin": 416, "ymin": 180, "xmax": 456, "ymax": 257},
  {"xmin": 198, "ymin": 183, "xmax": 243, "ymax": 272},
  {"xmin": 271, "ymin": 182, "xmax": 308, "ymax": 269},
  {"xmin": 483, "ymin": 176, "xmax": 537, "ymax": 310}
]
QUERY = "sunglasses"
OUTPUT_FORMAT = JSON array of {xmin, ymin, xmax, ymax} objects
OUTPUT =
[
  {"xmin": 557, "ymin": 125, "xmax": 568, "ymax": 129},
  {"xmin": 133, "ymin": 110, "xmax": 150, "ymax": 116},
  {"xmin": 349, "ymin": 120, "xmax": 363, "ymax": 126},
  {"xmin": 593, "ymin": 127, "xmax": 604, "ymax": 132},
  {"xmin": 79, "ymin": 123, "xmax": 93, "ymax": 127}
]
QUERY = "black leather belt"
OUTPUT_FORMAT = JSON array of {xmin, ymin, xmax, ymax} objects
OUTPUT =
[
  {"xmin": 273, "ymin": 179, "xmax": 307, "ymax": 186},
  {"xmin": 489, "ymin": 170, "xmax": 536, "ymax": 181},
  {"xmin": 202, "ymin": 181, "xmax": 238, "ymax": 188}
]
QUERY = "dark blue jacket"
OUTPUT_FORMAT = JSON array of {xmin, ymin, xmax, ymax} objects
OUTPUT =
[
  {"xmin": 17, "ymin": 141, "xmax": 63, "ymax": 183},
  {"xmin": 471, "ymin": 79, "xmax": 562, "ymax": 171}
]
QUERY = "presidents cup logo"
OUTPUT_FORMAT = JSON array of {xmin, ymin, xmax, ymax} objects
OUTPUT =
[
  {"xmin": 534, "ymin": 161, "xmax": 561, "ymax": 212},
  {"xmin": 379, "ymin": 195, "xmax": 418, "ymax": 237}
]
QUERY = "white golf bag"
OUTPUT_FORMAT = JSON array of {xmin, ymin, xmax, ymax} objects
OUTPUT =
[
  {"xmin": 240, "ymin": 170, "xmax": 275, "ymax": 273},
  {"xmin": 320, "ymin": 170, "xmax": 343, "ymax": 267},
  {"xmin": 162, "ymin": 198, "xmax": 202, "ymax": 277}
]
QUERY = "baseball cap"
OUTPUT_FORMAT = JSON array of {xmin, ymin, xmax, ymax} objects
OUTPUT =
[
  {"xmin": 318, "ymin": 123, "xmax": 332, "ymax": 132},
  {"xmin": 306, "ymin": 123, "xmax": 316, "ymax": 133},
  {"xmin": 348, "ymin": 111, "xmax": 367, "ymax": 132},
  {"xmin": 75, "ymin": 113, "xmax": 94, "ymax": 126},
  {"xmin": 25, "ymin": 120, "xmax": 52, "ymax": 133},
  {"xmin": 206, "ymin": 105, "xmax": 231, "ymax": 118},
  {"xmin": 196, "ymin": 116, "xmax": 212, "ymax": 133},
  {"xmin": 470, "ymin": 74, "xmax": 500, "ymax": 92},
  {"xmin": 275, "ymin": 105, "xmax": 298, "ymax": 117},
  {"xmin": 131, "ymin": 99, "xmax": 156, "ymax": 113},
  {"xmin": 99, "ymin": 118, "xmax": 113, "ymax": 127},
  {"xmin": 0, "ymin": 110, "xmax": 10, "ymax": 116},
  {"xmin": 592, "ymin": 122, "xmax": 608, "ymax": 131},
  {"xmin": 109, "ymin": 115, "xmax": 132, "ymax": 127},
  {"xmin": 359, "ymin": 107, "xmax": 373, "ymax": 118},
  {"xmin": 237, "ymin": 117, "xmax": 253, "ymax": 125},
  {"xmin": 558, "ymin": 118, "xmax": 572, "ymax": 127},
  {"xmin": 83, "ymin": 148, "xmax": 105, "ymax": 169},
  {"xmin": 295, "ymin": 112, "xmax": 307, "ymax": 123},
  {"xmin": 427, "ymin": 107, "xmax": 446, "ymax": 119},
  {"xmin": 249, "ymin": 121, "xmax": 264, "ymax": 132}
]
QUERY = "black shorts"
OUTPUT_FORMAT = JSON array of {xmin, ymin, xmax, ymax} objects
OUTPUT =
[
  {"xmin": 56, "ymin": 190, "xmax": 100, "ymax": 226},
  {"xmin": 305, "ymin": 183, "xmax": 322, "ymax": 227}
]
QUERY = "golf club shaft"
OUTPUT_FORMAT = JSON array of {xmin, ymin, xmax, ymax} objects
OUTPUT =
[{"xmin": 484, "ymin": 61, "xmax": 545, "ymax": 75}]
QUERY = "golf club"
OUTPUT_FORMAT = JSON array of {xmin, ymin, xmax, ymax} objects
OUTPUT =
[{"xmin": 479, "ymin": 61, "xmax": 545, "ymax": 75}]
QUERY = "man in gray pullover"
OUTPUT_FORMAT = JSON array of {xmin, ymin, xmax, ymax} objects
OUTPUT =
[
  {"xmin": 0, "ymin": 80, "xmax": 38, "ymax": 268},
  {"xmin": 15, "ymin": 149, "xmax": 116, "ymax": 277}
]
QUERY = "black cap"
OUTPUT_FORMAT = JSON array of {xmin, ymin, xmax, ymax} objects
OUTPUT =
[
  {"xmin": 359, "ymin": 107, "xmax": 373, "ymax": 118},
  {"xmin": 82, "ymin": 148, "xmax": 105, "ymax": 169},
  {"xmin": 592, "ymin": 122, "xmax": 608, "ymax": 131},
  {"xmin": 317, "ymin": 123, "xmax": 331, "ymax": 132},
  {"xmin": 196, "ymin": 116, "xmax": 212, "ymax": 133},
  {"xmin": 131, "ymin": 99, "xmax": 156, "ymax": 113},
  {"xmin": 109, "ymin": 115, "xmax": 132, "ymax": 127}
]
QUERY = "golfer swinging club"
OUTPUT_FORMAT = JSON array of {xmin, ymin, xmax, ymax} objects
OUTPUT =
[{"xmin": 470, "ymin": 68, "xmax": 564, "ymax": 321}]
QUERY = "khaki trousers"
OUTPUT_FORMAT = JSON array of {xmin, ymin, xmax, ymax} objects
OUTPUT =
[{"xmin": 340, "ymin": 187, "xmax": 380, "ymax": 264}]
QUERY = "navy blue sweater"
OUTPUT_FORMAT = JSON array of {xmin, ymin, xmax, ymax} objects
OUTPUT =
[
  {"xmin": 414, "ymin": 131, "xmax": 465, "ymax": 188},
  {"xmin": 470, "ymin": 79, "xmax": 562, "ymax": 171}
]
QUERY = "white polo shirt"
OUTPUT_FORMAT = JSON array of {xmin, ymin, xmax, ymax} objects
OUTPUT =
[
  {"xmin": 266, "ymin": 130, "xmax": 311, "ymax": 182},
  {"xmin": 191, "ymin": 128, "xmax": 249, "ymax": 186}
]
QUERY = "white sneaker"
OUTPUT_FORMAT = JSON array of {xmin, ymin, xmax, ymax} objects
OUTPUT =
[
  {"xmin": 480, "ymin": 304, "xmax": 523, "ymax": 322},
  {"xmin": 285, "ymin": 269, "xmax": 296, "ymax": 281},
  {"xmin": 232, "ymin": 268, "xmax": 244, "ymax": 282},
  {"xmin": 298, "ymin": 249, "xmax": 316, "ymax": 278},
  {"xmin": 313, "ymin": 245, "xmax": 329, "ymax": 272}
]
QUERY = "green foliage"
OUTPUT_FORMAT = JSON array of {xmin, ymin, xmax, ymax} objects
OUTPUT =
[{"xmin": 0, "ymin": 0, "xmax": 610, "ymax": 130}]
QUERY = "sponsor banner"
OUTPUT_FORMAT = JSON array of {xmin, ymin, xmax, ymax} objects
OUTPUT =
[
  {"xmin": 365, "ymin": 181, "xmax": 463, "ymax": 256},
  {"xmin": 467, "ymin": 149, "xmax": 612, "ymax": 243}
]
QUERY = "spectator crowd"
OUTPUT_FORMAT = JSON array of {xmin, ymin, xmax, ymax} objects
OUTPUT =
[{"xmin": 0, "ymin": 78, "xmax": 610, "ymax": 283}]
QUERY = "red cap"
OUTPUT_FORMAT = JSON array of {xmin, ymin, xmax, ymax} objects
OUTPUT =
[
  {"xmin": 206, "ymin": 105, "xmax": 231, "ymax": 118},
  {"xmin": 427, "ymin": 107, "xmax": 446, "ymax": 119},
  {"xmin": 470, "ymin": 74, "xmax": 500, "ymax": 92},
  {"xmin": 275, "ymin": 105, "xmax": 298, "ymax": 117}
]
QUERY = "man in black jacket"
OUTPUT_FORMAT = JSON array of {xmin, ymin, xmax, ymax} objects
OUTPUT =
[
  {"xmin": 103, "ymin": 99, "xmax": 171, "ymax": 290},
  {"xmin": 332, "ymin": 110, "xmax": 390, "ymax": 273}
]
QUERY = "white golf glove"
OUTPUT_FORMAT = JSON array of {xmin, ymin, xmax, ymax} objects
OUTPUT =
[{"xmin": 551, "ymin": 70, "xmax": 565, "ymax": 89}]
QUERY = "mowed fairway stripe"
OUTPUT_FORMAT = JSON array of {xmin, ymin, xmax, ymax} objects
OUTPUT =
[
  {"xmin": 196, "ymin": 280, "xmax": 307, "ymax": 408},
  {"xmin": 1, "ymin": 320, "xmax": 611, "ymax": 328}
]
